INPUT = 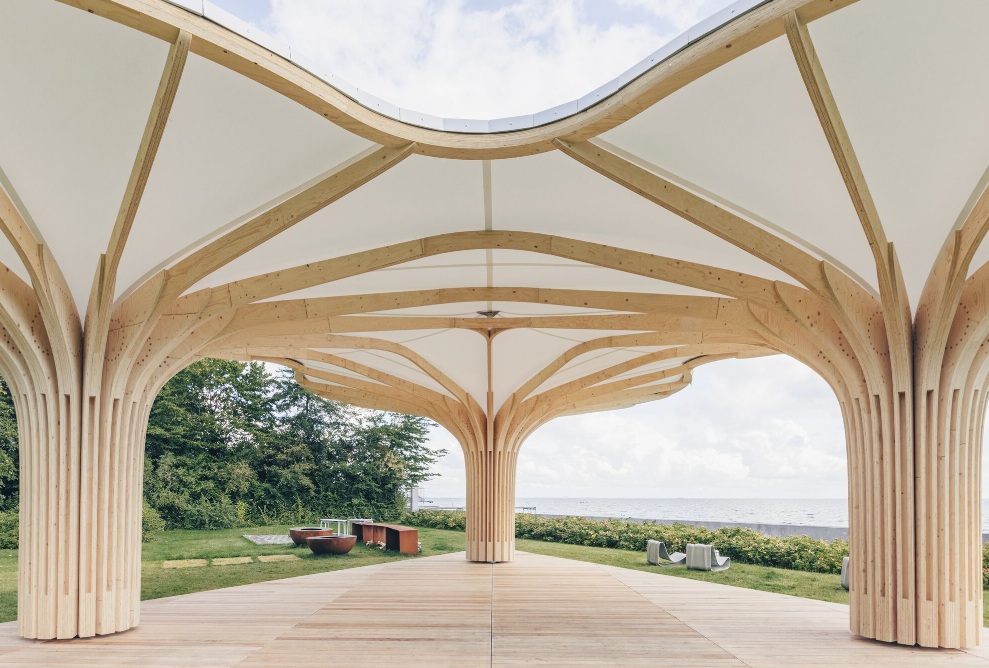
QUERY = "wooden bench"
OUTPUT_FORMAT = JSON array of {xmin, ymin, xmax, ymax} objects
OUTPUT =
[{"xmin": 353, "ymin": 522, "xmax": 418, "ymax": 555}]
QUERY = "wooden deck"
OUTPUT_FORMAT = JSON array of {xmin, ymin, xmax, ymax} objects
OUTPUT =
[{"xmin": 0, "ymin": 552, "xmax": 986, "ymax": 666}]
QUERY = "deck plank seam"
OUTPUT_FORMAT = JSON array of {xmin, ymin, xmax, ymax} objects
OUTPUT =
[
  {"xmin": 229, "ymin": 568, "xmax": 380, "ymax": 668},
  {"xmin": 601, "ymin": 563, "xmax": 755, "ymax": 668},
  {"xmin": 959, "ymin": 649, "xmax": 989, "ymax": 663}
]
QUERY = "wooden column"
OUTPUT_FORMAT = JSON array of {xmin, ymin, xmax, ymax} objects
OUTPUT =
[
  {"xmin": 465, "ymin": 329, "xmax": 516, "ymax": 563},
  {"xmin": 6, "ymin": 363, "xmax": 154, "ymax": 640},
  {"xmin": 910, "ymin": 234, "xmax": 989, "ymax": 648},
  {"xmin": 464, "ymin": 447, "xmax": 517, "ymax": 563},
  {"xmin": 911, "ymin": 383, "xmax": 984, "ymax": 648},
  {"xmin": 13, "ymin": 384, "xmax": 80, "ymax": 640},
  {"xmin": 837, "ymin": 385, "xmax": 915, "ymax": 645}
]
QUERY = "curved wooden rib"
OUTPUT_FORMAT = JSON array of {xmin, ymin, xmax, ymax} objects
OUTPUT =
[
  {"xmin": 218, "ymin": 290, "xmax": 758, "ymax": 336},
  {"xmin": 125, "ymin": 228, "xmax": 797, "ymax": 402},
  {"xmin": 499, "ymin": 342, "xmax": 766, "ymax": 436},
  {"xmin": 358, "ymin": 306, "xmax": 710, "ymax": 335},
  {"xmin": 551, "ymin": 138, "xmax": 894, "ymax": 387},
  {"xmin": 182, "ymin": 229, "xmax": 792, "ymax": 319},
  {"xmin": 282, "ymin": 362, "xmax": 474, "ymax": 447},
  {"xmin": 0, "ymin": 170, "xmax": 87, "ymax": 639},
  {"xmin": 211, "ymin": 334, "xmax": 487, "ymax": 444},
  {"xmin": 109, "ymin": 143, "xmax": 414, "ymax": 395},
  {"xmin": 529, "ymin": 344, "xmax": 762, "ymax": 409},
  {"xmin": 784, "ymin": 13, "xmax": 910, "ymax": 368},
  {"xmin": 260, "ymin": 348, "xmax": 479, "ymax": 448},
  {"xmin": 506, "ymin": 347, "xmax": 766, "ymax": 450},
  {"xmin": 916, "ymin": 186, "xmax": 989, "ymax": 386},
  {"xmin": 508, "ymin": 352, "xmax": 757, "ymax": 451},
  {"xmin": 84, "ymin": 29, "xmax": 190, "ymax": 394},
  {"xmin": 0, "ymin": 176, "xmax": 80, "ymax": 385},
  {"xmin": 554, "ymin": 139, "xmax": 829, "ymax": 296}
]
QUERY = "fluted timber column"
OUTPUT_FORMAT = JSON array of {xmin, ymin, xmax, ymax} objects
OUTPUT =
[
  {"xmin": 912, "ymin": 384, "xmax": 984, "ymax": 648},
  {"xmin": 465, "ymin": 448, "xmax": 517, "ymax": 562},
  {"xmin": 13, "ymin": 384, "xmax": 149, "ymax": 640},
  {"xmin": 14, "ymin": 386, "xmax": 79, "ymax": 640},
  {"xmin": 838, "ymin": 386, "xmax": 916, "ymax": 646},
  {"xmin": 910, "ymin": 271, "xmax": 989, "ymax": 649}
]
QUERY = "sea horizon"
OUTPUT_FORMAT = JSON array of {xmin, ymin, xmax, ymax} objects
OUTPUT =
[{"xmin": 417, "ymin": 496, "xmax": 989, "ymax": 532}]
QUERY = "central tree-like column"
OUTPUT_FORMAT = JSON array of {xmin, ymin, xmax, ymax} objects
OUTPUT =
[{"xmin": 464, "ymin": 448, "xmax": 517, "ymax": 562}]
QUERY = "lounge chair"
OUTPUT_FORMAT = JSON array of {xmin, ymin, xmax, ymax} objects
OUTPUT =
[
  {"xmin": 646, "ymin": 539, "xmax": 686, "ymax": 566},
  {"xmin": 840, "ymin": 556, "xmax": 849, "ymax": 590},
  {"xmin": 686, "ymin": 543, "xmax": 730, "ymax": 572}
]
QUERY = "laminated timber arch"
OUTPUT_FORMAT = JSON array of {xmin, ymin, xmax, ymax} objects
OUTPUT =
[{"xmin": 1, "ymin": 0, "xmax": 988, "ymax": 653}]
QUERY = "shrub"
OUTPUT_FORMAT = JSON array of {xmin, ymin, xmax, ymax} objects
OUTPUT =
[
  {"xmin": 402, "ymin": 510, "xmax": 851, "ymax": 575},
  {"xmin": 235, "ymin": 501, "xmax": 249, "ymax": 526},
  {"xmin": 0, "ymin": 508, "xmax": 17, "ymax": 548},
  {"xmin": 983, "ymin": 541, "xmax": 989, "ymax": 589},
  {"xmin": 142, "ymin": 501, "xmax": 165, "ymax": 542},
  {"xmin": 181, "ymin": 498, "xmax": 238, "ymax": 530}
]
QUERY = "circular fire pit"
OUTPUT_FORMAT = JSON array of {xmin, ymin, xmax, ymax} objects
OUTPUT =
[
  {"xmin": 306, "ymin": 534, "xmax": 357, "ymax": 555},
  {"xmin": 288, "ymin": 527, "xmax": 333, "ymax": 546}
]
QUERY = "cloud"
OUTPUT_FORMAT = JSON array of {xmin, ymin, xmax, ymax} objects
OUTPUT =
[
  {"xmin": 616, "ymin": 0, "xmax": 736, "ymax": 32},
  {"xmin": 423, "ymin": 356, "xmax": 849, "ymax": 499},
  {"xmin": 265, "ymin": 0, "xmax": 727, "ymax": 118}
]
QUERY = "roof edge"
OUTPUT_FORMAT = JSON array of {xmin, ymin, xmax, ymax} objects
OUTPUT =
[
  {"xmin": 164, "ymin": 0, "xmax": 770, "ymax": 135},
  {"xmin": 58, "ymin": 0, "xmax": 857, "ymax": 157}
]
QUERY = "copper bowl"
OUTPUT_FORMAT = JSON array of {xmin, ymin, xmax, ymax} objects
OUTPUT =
[
  {"xmin": 306, "ymin": 534, "xmax": 357, "ymax": 555},
  {"xmin": 288, "ymin": 527, "xmax": 333, "ymax": 546}
]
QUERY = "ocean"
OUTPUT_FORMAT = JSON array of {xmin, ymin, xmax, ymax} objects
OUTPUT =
[{"xmin": 423, "ymin": 497, "xmax": 989, "ymax": 532}]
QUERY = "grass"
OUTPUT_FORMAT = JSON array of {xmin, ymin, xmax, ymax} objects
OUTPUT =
[
  {"xmin": 514, "ymin": 538, "xmax": 989, "ymax": 627},
  {"xmin": 515, "ymin": 537, "xmax": 850, "ymax": 603},
  {"xmin": 0, "ymin": 526, "xmax": 466, "ymax": 623},
  {"xmin": 140, "ymin": 525, "xmax": 464, "ymax": 601},
  {"xmin": 0, "ymin": 528, "xmax": 985, "ymax": 627}
]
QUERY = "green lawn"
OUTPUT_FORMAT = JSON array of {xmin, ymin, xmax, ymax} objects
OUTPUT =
[
  {"xmin": 140, "ymin": 525, "xmax": 466, "ymax": 602},
  {"xmin": 0, "ymin": 529, "xmax": 985, "ymax": 628},
  {"xmin": 0, "ymin": 526, "xmax": 466, "ymax": 623},
  {"xmin": 516, "ymin": 537, "xmax": 849, "ymax": 603}
]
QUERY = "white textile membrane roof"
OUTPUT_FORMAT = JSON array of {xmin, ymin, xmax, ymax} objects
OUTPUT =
[{"xmin": 1, "ymin": 0, "xmax": 988, "ymax": 445}]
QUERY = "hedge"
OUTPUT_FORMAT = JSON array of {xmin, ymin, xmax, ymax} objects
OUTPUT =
[
  {"xmin": 403, "ymin": 510, "xmax": 989, "ymax": 587},
  {"xmin": 403, "ymin": 510, "xmax": 853, "ymax": 575}
]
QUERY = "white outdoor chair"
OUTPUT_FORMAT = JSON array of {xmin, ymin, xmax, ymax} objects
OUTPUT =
[
  {"xmin": 647, "ymin": 539, "xmax": 686, "ymax": 566},
  {"xmin": 685, "ymin": 543, "xmax": 730, "ymax": 572}
]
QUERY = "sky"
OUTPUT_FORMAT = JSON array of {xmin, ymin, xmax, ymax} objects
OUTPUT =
[
  {"xmin": 213, "ymin": 0, "xmax": 735, "ymax": 118},
  {"xmin": 206, "ymin": 0, "xmax": 988, "ymax": 500}
]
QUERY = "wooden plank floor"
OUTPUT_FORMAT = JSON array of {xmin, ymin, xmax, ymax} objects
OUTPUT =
[{"xmin": 0, "ymin": 552, "xmax": 987, "ymax": 666}]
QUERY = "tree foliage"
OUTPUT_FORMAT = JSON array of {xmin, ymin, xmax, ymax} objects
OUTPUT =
[
  {"xmin": 0, "ymin": 378, "xmax": 18, "ymax": 512},
  {"xmin": 143, "ymin": 360, "xmax": 444, "ymax": 528}
]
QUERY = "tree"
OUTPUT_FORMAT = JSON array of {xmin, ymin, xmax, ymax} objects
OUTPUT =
[
  {"xmin": 144, "ymin": 359, "xmax": 276, "ymax": 528},
  {"xmin": 143, "ymin": 360, "xmax": 445, "ymax": 527},
  {"xmin": 326, "ymin": 408, "xmax": 440, "ymax": 520}
]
